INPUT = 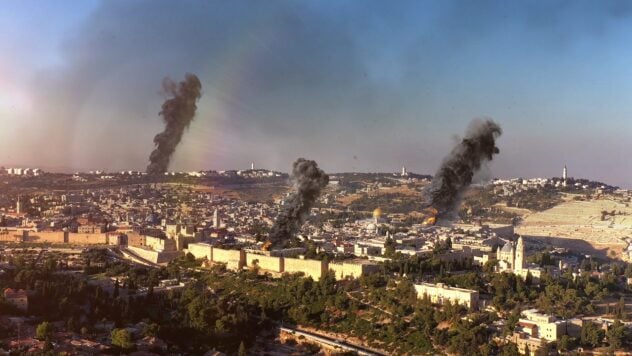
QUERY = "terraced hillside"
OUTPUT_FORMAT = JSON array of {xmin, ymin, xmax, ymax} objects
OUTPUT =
[{"xmin": 516, "ymin": 197, "xmax": 631, "ymax": 259}]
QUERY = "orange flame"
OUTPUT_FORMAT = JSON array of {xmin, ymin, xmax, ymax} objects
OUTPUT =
[
  {"xmin": 423, "ymin": 216, "xmax": 436, "ymax": 226},
  {"xmin": 422, "ymin": 207, "xmax": 438, "ymax": 226}
]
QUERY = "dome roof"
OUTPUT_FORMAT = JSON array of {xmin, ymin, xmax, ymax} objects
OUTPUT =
[{"xmin": 372, "ymin": 208, "xmax": 383, "ymax": 219}]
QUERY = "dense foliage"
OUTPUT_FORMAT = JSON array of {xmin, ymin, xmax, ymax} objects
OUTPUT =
[{"xmin": 1, "ymin": 248, "xmax": 631, "ymax": 354}]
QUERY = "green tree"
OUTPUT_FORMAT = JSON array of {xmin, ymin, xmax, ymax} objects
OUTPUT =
[
  {"xmin": 113, "ymin": 279, "xmax": 120, "ymax": 298},
  {"xmin": 43, "ymin": 339, "xmax": 54, "ymax": 352},
  {"xmin": 215, "ymin": 319, "xmax": 225, "ymax": 333},
  {"xmin": 614, "ymin": 297, "xmax": 625, "ymax": 320},
  {"xmin": 606, "ymin": 319, "xmax": 625, "ymax": 352},
  {"xmin": 111, "ymin": 328, "xmax": 134, "ymax": 349},
  {"xmin": 143, "ymin": 323, "xmax": 160, "ymax": 337},
  {"xmin": 36, "ymin": 321, "xmax": 53, "ymax": 341},
  {"xmin": 536, "ymin": 284, "xmax": 583, "ymax": 318},
  {"xmin": 557, "ymin": 335, "xmax": 575, "ymax": 352},
  {"xmin": 580, "ymin": 321, "xmax": 605, "ymax": 348},
  {"xmin": 238, "ymin": 341, "xmax": 247, "ymax": 356},
  {"xmin": 384, "ymin": 237, "xmax": 396, "ymax": 257},
  {"xmin": 502, "ymin": 342, "xmax": 519, "ymax": 356},
  {"xmin": 503, "ymin": 308, "xmax": 521, "ymax": 336}
]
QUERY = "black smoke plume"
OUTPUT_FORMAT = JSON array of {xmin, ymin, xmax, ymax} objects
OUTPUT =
[
  {"xmin": 146, "ymin": 73, "xmax": 202, "ymax": 174},
  {"xmin": 429, "ymin": 119, "xmax": 502, "ymax": 215},
  {"xmin": 269, "ymin": 158, "xmax": 329, "ymax": 247}
]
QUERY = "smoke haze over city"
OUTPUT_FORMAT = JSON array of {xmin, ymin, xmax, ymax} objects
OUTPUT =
[
  {"xmin": 4, "ymin": 2, "xmax": 632, "ymax": 355},
  {"xmin": 2, "ymin": 1, "xmax": 632, "ymax": 187}
]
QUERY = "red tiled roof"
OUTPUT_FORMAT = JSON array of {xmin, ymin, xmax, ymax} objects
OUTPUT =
[{"xmin": 517, "ymin": 322, "xmax": 537, "ymax": 332}]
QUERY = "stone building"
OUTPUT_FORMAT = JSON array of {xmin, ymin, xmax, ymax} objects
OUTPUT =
[
  {"xmin": 414, "ymin": 282, "xmax": 479, "ymax": 309},
  {"xmin": 497, "ymin": 236, "xmax": 543, "ymax": 279}
]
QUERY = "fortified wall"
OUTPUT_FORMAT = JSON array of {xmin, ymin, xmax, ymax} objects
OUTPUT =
[
  {"xmin": 127, "ymin": 245, "xmax": 182, "ymax": 264},
  {"xmin": 187, "ymin": 243, "xmax": 378, "ymax": 281},
  {"xmin": 0, "ymin": 229, "xmax": 122, "ymax": 245},
  {"xmin": 245, "ymin": 252, "xmax": 284, "ymax": 273},
  {"xmin": 284, "ymin": 257, "xmax": 327, "ymax": 281},
  {"xmin": 329, "ymin": 260, "xmax": 380, "ymax": 280}
]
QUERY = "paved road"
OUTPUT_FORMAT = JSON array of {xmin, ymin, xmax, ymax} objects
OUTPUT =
[
  {"xmin": 118, "ymin": 247, "xmax": 160, "ymax": 268},
  {"xmin": 280, "ymin": 326, "xmax": 388, "ymax": 356}
]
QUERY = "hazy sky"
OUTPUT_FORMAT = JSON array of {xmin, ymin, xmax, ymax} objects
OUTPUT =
[{"xmin": 1, "ymin": 1, "xmax": 632, "ymax": 187}]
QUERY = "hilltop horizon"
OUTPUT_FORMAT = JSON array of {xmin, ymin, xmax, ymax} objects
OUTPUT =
[
  {"xmin": 1, "ymin": 162, "xmax": 623, "ymax": 189},
  {"xmin": 3, "ymin": 1, "xmax": 632, "ymax": 188}
]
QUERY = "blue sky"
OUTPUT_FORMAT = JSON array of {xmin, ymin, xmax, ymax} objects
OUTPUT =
[{"xmin": 1, "ymin": 0, "xmax": 632, "ymax": 187}]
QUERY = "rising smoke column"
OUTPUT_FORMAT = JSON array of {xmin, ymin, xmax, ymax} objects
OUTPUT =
[
  {"xmin": 269, "ymin": 158, "xmax": 329, "ymax": 247},
  {"xmin": 146, "ymin": 73, "xmax": 202, "ymax": 174},
  {"xmin": 429, "ymin": 119, "xmax": 502, "ymax": 215}
]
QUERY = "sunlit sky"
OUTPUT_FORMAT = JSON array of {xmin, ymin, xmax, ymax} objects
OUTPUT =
[{"xmin": 1, "ymin": 0, "xmax": 632, "ymax": 187}]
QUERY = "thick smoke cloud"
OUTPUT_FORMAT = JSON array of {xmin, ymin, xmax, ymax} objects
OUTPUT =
[
  {"xmin": 429, "ymin": 119, "xmax": 502, "ymax": 215},
  {"xmin": 147, "ymin": 74, "xmax": 202, "ymax": 174},
  {"xmin": 6, "ymin": 1, "xmax": 632, "ymax": 183},
  {"xmin": 269, "ymin": 158, "xmax": 329, "ymax": 247}
]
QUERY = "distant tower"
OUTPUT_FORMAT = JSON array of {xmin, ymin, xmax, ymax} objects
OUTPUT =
[
  {"xmin": 515, "ymin": 236, "xmax": 525, "ymax": 272},
  {"xmin": 16, "ymin": 196, "xmax": 21, "ymax": 215},
  {"xmin": 562, "ymin": 165, "xmax": 568, "ymax": 187},
  {"xmin": 251, "ymin": 162, "xmax": 255, "ymax": 170},
  {"xmin": 213, "ymin": 209, "xmax": 219, "ymax": 229},
  {"xmin": 401, "ymin": 165, "xmax": 407, "ymax": 176}
]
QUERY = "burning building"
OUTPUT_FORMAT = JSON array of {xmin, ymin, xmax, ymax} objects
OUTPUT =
[
  {"xmin": 267, "ymin": 158, "xmax": 329, "ymax": 249},
  {"xmin": 425, "ymin": 119, "xmax": 502, "ymax": 221}
]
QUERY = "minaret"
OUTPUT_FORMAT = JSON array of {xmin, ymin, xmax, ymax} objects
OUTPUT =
[
  {"xmin": 16, "ymin": 196, "xmax": 21, "ymax": 215},
  {"xmin": 515, "ymin": 236, "xmax": 525, "ymax": 272},
  {"xmin": 251, "ymin": 162, "xmax": 255, "ymax": 170},
  {"xmin": 213, "ymin": 209, "xmax": 220, "ymax": 229},
  {"xmin": 562, "ymin": 165, "xmax": 568, "ymax": 187},
  {"xmin": 401, "ymin": 165, "xmax": 407, "ymax": 176}
]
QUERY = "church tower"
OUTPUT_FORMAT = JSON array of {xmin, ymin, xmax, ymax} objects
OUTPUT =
[{"xmin": 515, "ymin": 236, "xmax": 525, "ymax": 272}]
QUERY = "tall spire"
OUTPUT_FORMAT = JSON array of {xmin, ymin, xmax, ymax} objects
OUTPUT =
[
  {"xmin": 562, "ymin": 165, "xmax": 568, "ymax": 187},
  {"xmin": 515, "ymin": 236, "xmax": 525, "ymax": 272},
  {"xmin": 213, "ymin": 209, "xmax": 220, "ymax": 229}
]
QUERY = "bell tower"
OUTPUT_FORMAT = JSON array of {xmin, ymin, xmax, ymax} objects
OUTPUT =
[{"xmin": 515, "ymin": 236, "xmax": 525, "ymax": 272}]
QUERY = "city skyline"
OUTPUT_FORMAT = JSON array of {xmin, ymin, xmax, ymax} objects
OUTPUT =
[
  {"xmin": 3, "ymin": 2, "xmax": 632, "ymax": 353},
  {"xmin": 2, "ymin": 1, "xmax": 632, "ymax": 187}
]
